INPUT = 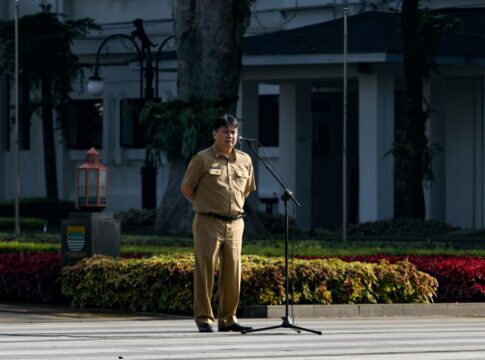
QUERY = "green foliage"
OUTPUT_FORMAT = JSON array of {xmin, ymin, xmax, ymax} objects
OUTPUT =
[
  {"xmin": 60, "ymin": 254, "xmax": 437, "ymax": 314},
  {"xmin": 387, "ymin": 130, "xmax": 443, "ymax": 188},
  {"xmin": 345, "ymin": 218, "xmax": 457, "ymax": 238},
  {"xmin": 0, "ymin": 197, "xmax": 75, "ymax": 225},
  {"xmin": 241, "ymin": 256, "xmax": 437, "ymax": 306},
  {"xmin": 61, "ymin": 254, "xmax": 195, "ymax": 314},
  {"xmin": 415, "ymin": 10, "xmax": 463, "ymax": 78},
  {"xmin": 390, "ymin": 3, "xmax": 463, "ymax": 219},
  {"xmin": 115, "ymin": 209, "xmax": 156, "ymax": 231},
  {"xmin": 0, "ymin": 3, "xmax": 99, "ymax": 131},
  {"xmin": 140, "ymin": 98, "xmax": 227, "ymax": 163},
  {"xmin": 0, "ymin": 241, "xmax": 58, "ymax": 254},
  {"xmin": 0, "ymin": 217, "xmax": 47, "ymax": 231},
  {"xmin": 238, "ymin": 0, "xmax": 257, "ymax": 33},
  {"xmin": 254, "ymin": 211, "xmax": 298, "ymax": 234}
]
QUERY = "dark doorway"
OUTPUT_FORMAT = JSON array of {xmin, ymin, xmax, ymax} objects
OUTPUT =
[{"xmin": 311, "ymin": 90, "xmax": 359, "ymax": 230}]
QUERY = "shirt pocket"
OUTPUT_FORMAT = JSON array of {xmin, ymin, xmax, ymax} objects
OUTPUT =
[{"xmin": 234, "ymin": 169, "xmax": 249, "ymax": 191}]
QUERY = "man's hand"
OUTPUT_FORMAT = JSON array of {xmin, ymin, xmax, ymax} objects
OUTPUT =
[{"xmin": 181, "ymin": 185, "xmax": 194, "ymax": 203}]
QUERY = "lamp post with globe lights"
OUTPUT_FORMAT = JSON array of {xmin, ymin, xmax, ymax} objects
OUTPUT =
[{"xmin": 86, "ymin": 18, "xmax": 174, "ymax": 209}]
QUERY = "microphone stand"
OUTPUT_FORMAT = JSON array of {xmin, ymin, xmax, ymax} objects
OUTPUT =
[{"xmin": 240, "ymin": 139, "xmax": 322, "ymax": 335}]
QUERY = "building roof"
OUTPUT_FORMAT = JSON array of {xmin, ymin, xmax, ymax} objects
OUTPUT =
[{"xmin": 242, "ymin": 8, "xmax": 485, "ymax": 63}]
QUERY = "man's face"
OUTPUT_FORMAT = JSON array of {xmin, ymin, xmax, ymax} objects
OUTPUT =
[{"xmin": 213, "ymin": 125, "xmax": 238, "ymax": 153}]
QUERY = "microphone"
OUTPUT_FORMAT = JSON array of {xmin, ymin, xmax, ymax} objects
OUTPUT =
[{"xmin": 238, "ymin": 136, "xmax": 258, "ymax": 144}]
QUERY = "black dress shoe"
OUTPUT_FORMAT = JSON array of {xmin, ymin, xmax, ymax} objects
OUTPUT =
[
  {"xmin": 197, "ymin": 323, "xmax": 213, "ymax": 333},
  {"xmin": 219, "ymin": 323, "xmax": 253, "ymax": 332}
]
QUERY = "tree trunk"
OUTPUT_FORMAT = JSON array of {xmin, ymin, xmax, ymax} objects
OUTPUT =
[
  {"xmin": 155, "ymin": 0, "xmax": 246, "ymax": 234},
  {"xmin": 396, "ymin": 0, "xmax": 426, "ymax": 219},
  {"xmin": 41, "ymin": 78, "xmax": 58, "ymax": 200},
  {"xmin": 174, "ymin": 0, "xmax": 243, "ymax": 101}
]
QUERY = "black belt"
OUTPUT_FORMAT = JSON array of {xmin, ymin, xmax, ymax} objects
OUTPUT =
[{"xmin": 198, "ymin": 212, "xmax": 244, "ymax": 222}]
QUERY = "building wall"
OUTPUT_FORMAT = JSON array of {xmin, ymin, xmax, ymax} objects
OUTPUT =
[
  {"xmin": 443, "ymin": 76, "xmax": 484, "ymax": 228},
  {"xmin": 2, "ymin": 0, "xmax": 485, "ymax": 228}
]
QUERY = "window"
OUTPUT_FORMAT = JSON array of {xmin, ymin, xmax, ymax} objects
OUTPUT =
[
  {"xmin": 67, "ymin": 99, "xmax": 103, "ymax": 149},
  {"xmin": 1, "ymin": 77, "xmax": 9, "ymax": 151},
  {"xmin": 120, "ymin": 98, "xmax": 148, "ymax": 148},
  {"xmin": 258, "ymin": 94, "xmax": 279, "ymax": 147}
]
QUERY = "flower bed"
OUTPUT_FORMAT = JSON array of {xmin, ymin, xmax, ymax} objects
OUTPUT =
[
  {"xmin": 3, "ymin": 252, "xmax": 483, "ymax": 311},
  {"xmin": 60, "ymin": 255, "xmax": 436, "ymax": 314}
]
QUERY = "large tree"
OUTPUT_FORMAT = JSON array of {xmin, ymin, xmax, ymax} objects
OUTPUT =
[
  {"xmin": 393, "ymin": 0, "xmax": 459, "ymax": 219},
  {"xmin": 144, "ymin": 0, "xmax": 254, "ymax": 234},
  {"xmin": 0, "ymin": 4, "xmax": 98, "ymax": 200}
]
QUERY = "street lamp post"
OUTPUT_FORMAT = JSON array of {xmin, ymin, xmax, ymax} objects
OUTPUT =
[
  {"xmin": 87, "ymin": 19, "xmax": 174, "ymax": 209},
  {"xmin": 14, "ymin": 0, "xmax": 20, "ymax": 234}
]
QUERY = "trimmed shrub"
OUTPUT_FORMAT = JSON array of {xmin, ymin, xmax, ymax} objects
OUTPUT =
[
  {"xmin": 0, "ymin": 252, "xmax": 65, "ymax": 303},
  {"xmin": 345, "ymin": 218, "xmax": 457, "ymax": 238},
  {"xmin": 241, "ymin": 256, "xmax": 436, "ymax": 306},
  {"xmin": 61, "ymin": 254, "xmax": 194, "ymax": 313},
  {"xmin": 60, "ymin": 255, "xmax": 437, "ymax": 314},
  {"xmin": 254, "ymin": 211, "xmax": 297, "ymax": 234},
  {"xmin": 0, "ymin": 198, "xmax": 75, "ymax": 225},
  {"xmin": 0, "ymin": 241, "xmax": 59, "ymax": 254},
  {"xmin": 0, "ymin": 217, "xmax": 47, "ymax": 231},
  {"xmin": 312, "ymin": 255, "xmax": 485, "ymax": 303},
  {"xmin": 114, "ymin": 208, "xmax": 156, "ymax": 231}
]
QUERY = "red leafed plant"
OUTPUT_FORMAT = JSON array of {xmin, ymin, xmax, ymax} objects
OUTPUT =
[
  {"xmin": 299, "ymin": 255, "xmax": 485, "ymax": 302},
  {"xmin": 0, "ymin": 252, "xmax": 66, "ymax": 303}
]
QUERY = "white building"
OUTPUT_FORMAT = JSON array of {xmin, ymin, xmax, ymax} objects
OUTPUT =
[{"xmin": 1, "ymin": 0, "xmax": 485, "ymax": 230}]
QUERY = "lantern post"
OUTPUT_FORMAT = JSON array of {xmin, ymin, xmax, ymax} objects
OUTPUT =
[
  {"xmin": 76, "ymin": 147, "xmax": 108, "ymax": 212},
  {"xmin": 60, "ymin": 148, "xmax": 120, "ymax": 266}
]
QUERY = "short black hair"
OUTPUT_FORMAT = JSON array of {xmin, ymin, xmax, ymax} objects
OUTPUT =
[{"xmin": 213, "ymin": 114, "xmax": 239, "ymax": 131}]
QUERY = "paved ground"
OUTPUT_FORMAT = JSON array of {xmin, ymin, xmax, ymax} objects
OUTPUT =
[{"xmin": 2, "ymin": 304, "xmax": 485, "ymax": 359}]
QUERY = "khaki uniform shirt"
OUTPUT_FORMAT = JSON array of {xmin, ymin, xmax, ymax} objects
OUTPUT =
[{"xmin": 182, "ymin": 143, "xmax": 256, "ymax": 216}]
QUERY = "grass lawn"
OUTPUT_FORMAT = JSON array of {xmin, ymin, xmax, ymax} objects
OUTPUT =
[{"xmin": 2, "ymin": 231, "xmax": 485, "ymax": 257}]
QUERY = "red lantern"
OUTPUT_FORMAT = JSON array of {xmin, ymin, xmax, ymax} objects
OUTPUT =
[{"xmin": 76, "ymin": 147, "xmax": 107, "ymax": 211}]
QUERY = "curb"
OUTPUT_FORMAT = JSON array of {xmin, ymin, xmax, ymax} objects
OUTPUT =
[{"xmin": 240, "ymin": 303, "xmax": 485, "ymax": 318}]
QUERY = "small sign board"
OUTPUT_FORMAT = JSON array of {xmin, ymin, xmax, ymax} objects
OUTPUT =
[{"xmin": 66, "ymin": 225, "xmax": 86, "ymax": 252}]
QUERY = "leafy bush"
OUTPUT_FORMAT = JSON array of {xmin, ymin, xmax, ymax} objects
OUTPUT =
[
  {"xmin": 310, "ymin": 255, "xmax": 485, "ymax": 303},
  {"xmin": 0, "ymin": 241, "xmax": 59, "ymax": 254},
  {"xmin": 114, "ymin": 208, "xmax": 156, "ymax": 231},
  {"xmin": 241, "ymin": 256, "xmax": 436, "ymax": 306},
  {"xmin": 0, "ymin": 198, "xmax": 75, "ymax": 225},
  {"xmin": 254, "ymin": 211, "xmax": 297, "ymax": 234},
  {"xmin": 0, "ymin": 252, "xmax": 65, "ymax": 303},
  {"xmin": 345, "ymin": 218, "xmax": 457, "ymax": 238},
  {"xmin": 60, "ymin": 254, "xmax": 437, "ymax": 314},
  {"xmin": 61, "ymin": 254, "xmax": 194, "ymax": 314},
  {"xmin": 0, "ymin": 217, "xmax": 47, "ymax": 231}
]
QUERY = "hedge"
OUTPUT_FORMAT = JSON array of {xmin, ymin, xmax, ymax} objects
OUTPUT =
[
  {"xmin": 336, "ymin": 255, "xmax": 485, "ymax": 303},
  {"xmin": 0, "ymin": 198, "xmax": 75, "ymax": 225},
  {"xmin": 60, "ymin": 255, "xmax": 437, "ymax": 314},
  {"xmin": 0, "ymin": 217, "xmax": 47, "ymax": 231}
]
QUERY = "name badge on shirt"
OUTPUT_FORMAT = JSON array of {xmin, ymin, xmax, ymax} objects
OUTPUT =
[{"xmin": 208, "ymin": 165, "xmax": 222, "ymax": 176}]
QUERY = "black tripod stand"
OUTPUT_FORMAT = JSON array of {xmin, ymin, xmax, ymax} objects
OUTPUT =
[{"xmin": 239, "ymin": 138, "xmax": 322, "ymax": 335}]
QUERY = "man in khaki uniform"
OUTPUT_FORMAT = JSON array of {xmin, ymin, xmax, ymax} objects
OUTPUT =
[{"xmin": 181, "ymin": 114, "xmax": 256, "ymax": 333}]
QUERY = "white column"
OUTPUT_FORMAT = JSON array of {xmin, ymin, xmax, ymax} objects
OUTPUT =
[
  {"xmin": 358, "ymin": 68, "xmax": 394, "ymax": 222},
  {"xmin": 278, "ymin": 82, "xmax": 297, "ymax": 215},
  {"xmin": 239, "ymin": 80, "xmax": 259, "ymax": 139},
  {"xmin": 239, "ymin": 80, "xmax": 259, "ymax": 209},
  {"xmin": 482, "ymin": 75, "xmax": 485, "ymax": 228},
  {"xmin": 0, "ymin": 77, "xmax": 7, "ymax": 199},
  {"xmin": 426, "ymin": 78, "xmax": 446, "ymax": 222}
]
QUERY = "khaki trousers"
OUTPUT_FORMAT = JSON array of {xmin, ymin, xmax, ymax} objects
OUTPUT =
[{"xmin": 193, "ymin": 213, "xmax": 244, "ymax": 328}]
